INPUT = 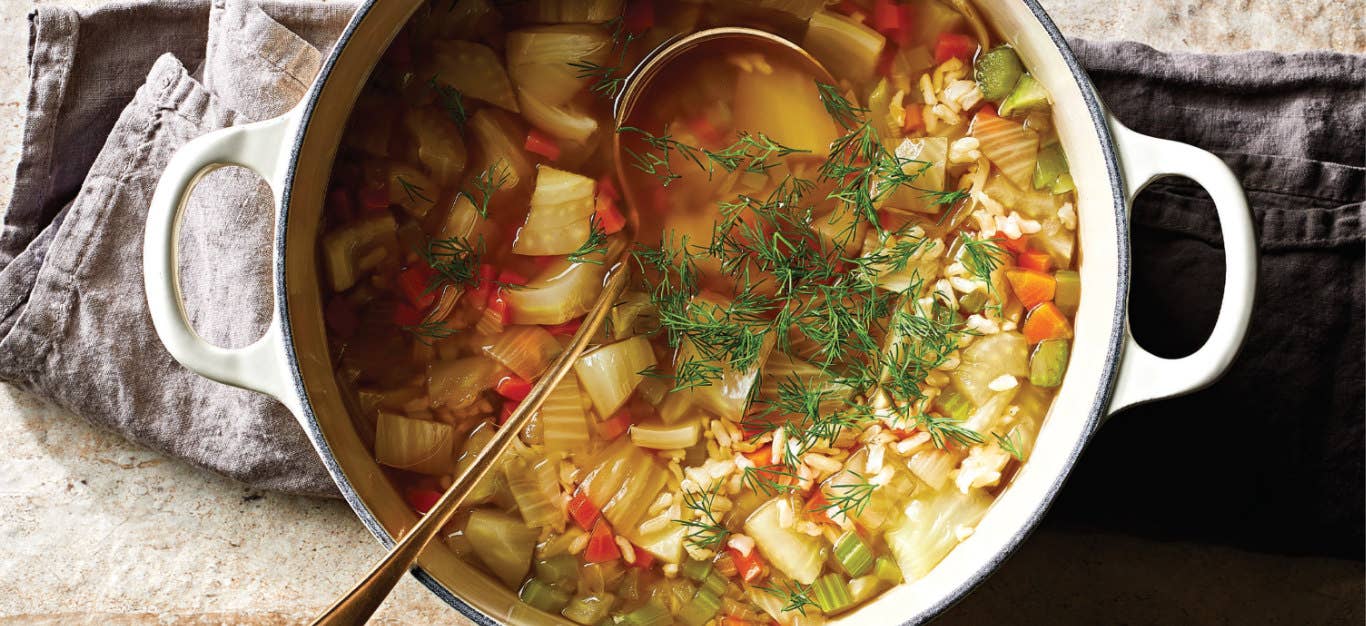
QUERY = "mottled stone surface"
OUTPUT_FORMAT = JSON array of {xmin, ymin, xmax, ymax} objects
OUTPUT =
[{"xmin": 0, "ymin": 1, "xmax": 1361, "ymax": 624}]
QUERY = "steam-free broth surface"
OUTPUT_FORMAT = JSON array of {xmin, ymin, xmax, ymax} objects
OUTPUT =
[{"xmin": 320, "ymin": 1, "xmax": 1080, "ymax": 624}]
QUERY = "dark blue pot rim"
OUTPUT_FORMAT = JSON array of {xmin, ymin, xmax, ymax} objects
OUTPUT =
[{"xmin": 271, "ymin": 2, "xmax": 1129, "ymax": 624}]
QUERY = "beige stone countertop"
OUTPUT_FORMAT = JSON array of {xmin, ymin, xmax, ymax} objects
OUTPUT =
[{"xmin": 0, "ymin": 1, "xmax": 1362, "ymax": 624}]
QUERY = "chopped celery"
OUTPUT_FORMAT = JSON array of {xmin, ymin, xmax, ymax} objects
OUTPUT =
[
  {"xmin": 519, "ymin": 578, "xmax": 571, "ymax": 613},
  {"xmin": 999, "ymin": 74, "xmax": 1051, "ymax": 117},
  {"xmin": 574, "ymin": 335, "xmax": 655, "ymax": 417},
  {"xmin": 933, "ymin": 389, "xmax": 973, "ymax": 422},
  {"xmin": 834, "ymin": 531, "xmax": 874, "ymax": 577},
  {"xmin": 1053, "ymin": 172, "xmax": 1076, "ymax": 194},
  {"xmin": 427, "ymin": 355, "xmax": 500, "ymax": 409},
  {"xmin": 682, "ymin": 558, "xmax": 712, "ymax": 582},
  {"xmin": 974, "ymin": 46, "xmax": 1025, "ymax": 102},
  {"xmin": 874, "ymin": 555, "xmax": 903, "ymax": 584},
  {"xmin": 702, "ymin": 570, "xmax": 728, "ymax": 597},
  {"xmin": 804, "ymin": 10, "xmax": 886, "ymax": 84},
  {"xmin": 485, "ymin": 325, "xmax": 563, "ymax": 380},
  {"xmin": 1029, "ymin": 339, "xmax": 1069, "ymax": 388},
  {"xmin": 467, "ymin": 509, "xmax": 538, "ymax": 587},
  {"xmin": 1033, "ymin": 143, "xmax": 1070, "ymax": 192},
  {"xmin": 866, "ymin": 78, "xmax": 896, "ymax": 141},
  {"xmin": 455, "ymin": 420, "xmax": 504, "ymax": 504},
  {"xmin": 958, "ymin": 288, "xmax": 988, "ymax": 314},
  {"xmin": 538, "ymin": 374, "xmax": 591, "ymax": 456},
  {"xmin": 669, "ymin": 578, "xmax": 698, "ymax": 609},
  {"xmin": 812, "ymin": 572, "xmax": 855, "ymax": 614},
  {"xmin": 678, "ymin": 588, "xmax": 723, "ymax": 626},
  {"xmin": 744, "ymin": 498, "xmax": 824, "ymax": 585},
  {"xmin": 504, "ymin": 445, "xmax": 563, "ymax": 528},
  {"xmin": 616, "ymin": 568, "xmax": 643, "ymax": 602},
  {"xmin": 321, "ymin": 214, "xmax": 397, "ymax": 291},
  {"xmin": 374, "ymin": 413, "xmax": 453, "ymax": 476},
  {"xmin": 534, "ymin": 554, "xmax": 580, "ymax": 590},
  {"xmin": 1054, "ymin": 270, "xmax": 1080, "ymax": 315},
  {"xmin": 619, "ymin": 599, "xmax": 670, "ymax": 626},
  {"xmin": 561, "ymin": 592, "xmax": 615, "ymax": 625},
  {"xmin": 629, "ymin": 417, "xmax": 701, "ymax": 450}
]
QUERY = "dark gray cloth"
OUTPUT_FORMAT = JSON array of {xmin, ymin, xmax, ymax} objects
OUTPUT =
[{"xmin": 1054, "ymin": 40, "xmax": 1365, "ymax": 560}]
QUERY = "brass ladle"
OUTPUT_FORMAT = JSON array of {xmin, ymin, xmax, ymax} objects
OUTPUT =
[{"xmin": 312, "ymin": 27, "xmax": 833, "ymax": 625}]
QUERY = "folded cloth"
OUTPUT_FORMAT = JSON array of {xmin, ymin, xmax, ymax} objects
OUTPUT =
[
  {"xmin": 0, "ymin": 0, "xmax": 354, "ymax": 496},
  {"xmin": 0, "ymin": 2, "xmax": 1361, "ymax": 564}
]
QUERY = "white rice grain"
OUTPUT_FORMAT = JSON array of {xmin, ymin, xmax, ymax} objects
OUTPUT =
[{"xmin": 988, "ymin": 374, "xmax": 1019, "ymax": 392}]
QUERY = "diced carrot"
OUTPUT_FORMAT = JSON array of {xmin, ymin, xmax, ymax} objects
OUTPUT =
[
  {"xmin": 1017, "ymin": 251, "xmax": 1053, "ymax": 272},
  {"xmin": 727, "ymin": 547, "xmax": 766, "ymax": 583},
  {"xmin": 993, "ymin": 231, "xmax": 1030, "ymax": 254},
  {"xmin": 1005, "ymin": 268, "xmax": 1056, "ymax": 310},
  {"xmin": 358, "ymin": 184, "xmax": 390, "ymax": 212},
  {"xmin": 876, "ymin": 43, "xmax": 898, "ymax": 78},
  {"xmin": 720, "ymin": 617, "xmax": 754, "ymax": 626},
  {"xmin": 498, "ymin": 399, "xmax": 520, "ymax": 425},
  {"xmin": 743, "ymin": 446, "xmax": 773, "ymax": 468},
  {"xmin": 496, "ymin": 269, "xmax": 528, "ymax": 287},
  {"xmin": 405, "ymin": 488, "xmax": 441, "ymax": 514},
  {"xmin": 325, "ymin": 296, "xmax": 358, "ymax": 339},
  {"xmin": 902, "ymin": 104, "xmax": 925, "ymax": 133},
  {"xmin": 595, "ymin": 195, "xmax": 627, "ymax": 235},
  {"xmin": 392, "ymin": 302, "xmax": 422, "ymax": 327},
  {"xmin": 584, "ymin": 520, "xmax": 620, "ymax": 563},
  {"xmin": 977, "ymin": 102, "xmax": 999, "ymax": 118},
  {"xmin": 567, "ymin": 490, "xmax": 600, "ymax": 530},
  {"xmin": 596, "ymin": 408, "xmax": 633, "ymax": 441},
  {"xmin": 623, "ymin": 0, "xmax": 655, "ymax": 34},
  {"xmin": 631, "ymin": 545, "xmax": 656, "ymax": 569},
  {"xmin": 544, "ymin": 317, "xmax": 584, "ymax": 337},
  {"xmin": 1022, "ymin": 301, "xmax": 1072, "ymax": 344},
  {"xmin": 872, "ymin": 0, "xmax": 908, "ymax": 45},
  {"xmin": 597, "ymin": 175, "xmax": 621, "ymax": 202},
  {"xmin": 398, "ymin": 263, "xmax": 437, "ymax": 309},
  {"xmin": 524, "ymin": 128, "xmax": 561, "ymax": 161},
  {"xmin": 495, "ymin": 374, "xmax": 532, "ymax": 402},
  {"xmin": 805, "ymin": 490, "xmax": 834, "ymax": 524},
  {"xmin": 934, "ymin": 32, "xmax": 977, "ymax": 64}
]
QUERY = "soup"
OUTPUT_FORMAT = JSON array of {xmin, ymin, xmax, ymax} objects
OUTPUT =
[{"xmin": 319, "ymin": 0, "xmax": 1079, "ymax": 623}]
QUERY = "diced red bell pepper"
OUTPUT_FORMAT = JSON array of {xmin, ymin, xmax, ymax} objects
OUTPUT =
[
  {"xmin": 485, "ymin": 291, "xmax": 510, "ymax": 326},
  {"xmin": 872, "ymin": 0, "xmax": 913, "ymax": 46},
  {"xmin": 495, "ymin": 374, "xmax": 532, "ymax": 402},
  {"xmin": 595, "ymin": 195, "xmax": 627, "ymax": 235},
  {"xmin": 584, "ymin": 520, "xmax": 621, "ymax": 563},
  {"xmin": 1017, "ymin": 251, "xmax": 1053, "ymax": 273},
  {"xmin": 727, "ymin": 547, "xmax": 766, "ymax": 583},
  {"xmin": 623, "ymin": 0, "xmax": 655, "ymax": 34},
  {"xmin": 524, "ymin": 128, "xmax": 561, "ymax": 161},
  {"xmin": 876, "ymin": 44, "xmax": 899, "ymax": 78},
  {"xmin": 496, "ymin": 269, "xmax": 528, "ymax": 287},
  {"xmin": 398, "ymin": 263, "xmax": 437, "ymax": 310},
  {"xmin": 934, "ymin": 32, "xmax": 977, "ymax": 64},
  {"xmin": 358, "ymin": 184, "xmax": 390, "ymax": 212},
  {"xmin": 631, "ymin": 545, "xmax": 655, "ymax": 569},
  {"xmin": 326, "ymin": 188, "xmax": 354, "ymax": 221},
  {"xmin": 832, "ymin": 0, "xmax": 865, "ymax": 18},
  {"xmin": 686, "ymin": 114, "xmax": 725, "ymax": 147},
  {"xmin": 498, "ymin": 399, "xmax": 520, "ymax": 425},
  {"xmin": 805, "ymin": 490, "xmax": 835, "ymax": 524},
  {"xmin": 976, "ymin": 102, "xmax": 999, "ymax": 119},
  {"xmin": 903, "ymin": 104, "xmax": 925, "ymax": 133},
  {"xmin": 392, "ymin": 302, "xmax": 423, "ymax": 327},
  {"xmin": 993, "ymin": 232, "xmax": 1031, "ymax": 255},
  {"xmin": 544, "ymin": 317, "xmax": 584, "ymax": 337},
  {"xmin": 596, "ymin": 408, "xmax": 633, "ymax": 441},
  {"xmin": 597, "ymin": 175, "xmax": 621, "ymax": 202},
  {"xmin": 405, "ymin": 488, "xmax": 441, "ymax": 514},
  {"xmin": 567, "ymin": 490, "xmax": 601, "ymax": 530},
  {"xmin": 325, "ymin": 296, "xmax": 359, "ymax": 339}
]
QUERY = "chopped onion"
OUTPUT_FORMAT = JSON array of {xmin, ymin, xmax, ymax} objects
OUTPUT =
[
  {"xmin": 507, "ymin": 25, "xmax": 611, "ymax": 106},
  {"xmin": 884, "ymin": 487, "xmax": 991, "ymax": 581},
  {"xmin": 525, "ymin": 0, "xmax": 623, "ymax": 23},
  {"xmin": 882, "ymin": 137, "xmax": 949, "ymax": 214},
  {"xmin": 744, "ymin": 497, "xmax": 824, "ymax": 585},
  {"xmin": 381, "ymin": 161, "xmax": 437, "ymax": 218},
  {"xmin": 375, "ymin": 412, "xmax": 454, "ymax": 476},
  {"xmin": 466, "ymin": 508, "xmax": 539, "ymax": 587},
  {"xmin": 428, "ymin": 355, "xmax": 501, "ymax": 409},
  {"xmin": 322, "ymin": 214, "xmax": 396, "ymax": 291},
  {"xmin": 983, "ymin": 171, "xmax": 1061, "ymax": 221},
  {"xmin": 436, "ymin": 193, "xmax": 496, "ymax": 245},
  {"xmin": 1033, "ymin": 216, "xmax": 1075, "ymax": 267},
  {"xmin": 429, "ymin": 40, "xmax": 519, "ymax": 112},
  {"xmin": 402, "ymin": 106, "xmax": 467, "ymax": 185},
  {"xmin": 607, "ymin": 291, "xmax": 659, "ymax": 341},
  {"xmin": 971, "ymin": 112, "xmax": 1040, "ymax": 190},
  {"xmin": 907, "ymin": 448, "xmax": 959, "ymax": 491},
  {"xmin": 504, "ymin": 240, "xmax": 620, "ymax": 325},
  {"xmin": 513, "ymin": 165, "xmax": 596, "ymax": 255},
  {"xmin": 633, "ymin": 517, "xmax": 686, "ymax": 565},
  {"xmin": 484, "ymin": 325, "xmax": 563, "ymax": 379},
  {"xmin": 950, "ymin": 331, "xmax": 1028, "ymax": 406},
  {"xmin": 455, "ymin": 420, "xmax": 504, "ymax": 505},
  {"xmin": 467, "ymin": 108, "xmax": 534, "ymax": 193},
  {"xmin": 630, "ymin": 417, "xmax": 702, "ymax": 450},
  {"xmin": 804, "ymin": 10, "xmax": 886, "ymax": 84},
  {"xmin": 503, "ymin": 443, "xmax": 564, "ymax": 528},
  {"xmin": 538, "ymin": 374, "xmax": 591, "ymax": 456},
  {"xmin": 579, "ymin": 439, "xmax": 669, "ymax": 536},
  {"xmin": 517, "ymin": 88, "xmax": 600, "ymax": 143},
  {"xmin": 574, "ymin": 335, "xmax": 656, "ymax": 418},
  {"xmin": 676, "ymin": 334, "xmax": 774, "ymax": 421}
]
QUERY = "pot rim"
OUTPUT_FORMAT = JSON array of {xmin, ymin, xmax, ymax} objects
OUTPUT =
[{"xmin": 272, "ymin": 2, "xmax": 1129, "ymax": 623}]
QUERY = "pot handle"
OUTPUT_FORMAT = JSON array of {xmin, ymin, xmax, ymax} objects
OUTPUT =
[
  {"xmin": 1106, "ymin": 117, "xmax": 1257, "ymax": 415},
  {"xmin": 143, "ymin": 111, "xmax": 299, "ymax": 403}
]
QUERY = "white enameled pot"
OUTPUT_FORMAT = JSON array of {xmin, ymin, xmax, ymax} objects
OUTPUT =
[{"xmin": 143, "ymin": 2, "xmax": 1257, "ymax": 623}]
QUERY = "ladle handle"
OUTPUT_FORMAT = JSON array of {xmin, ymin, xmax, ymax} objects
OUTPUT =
[{"xmin": 312, "ymin": 266, "xmax": 631, "ymax": 625}]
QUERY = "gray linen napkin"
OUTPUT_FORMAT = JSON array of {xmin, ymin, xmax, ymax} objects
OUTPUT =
[
  {"xmin": 0, "ymin": 0, "xmax": 354, "ymax": 496},
  {"xmin": 0, "ymin": 4, "xmax": 1361, "ymax": 560}
]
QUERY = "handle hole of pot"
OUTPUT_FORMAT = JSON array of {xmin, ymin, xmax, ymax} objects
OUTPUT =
[
  {"xmin": 1128, "ymin": 177, "xmax": 1224, "ymax": 359},
  {"xmin": 176, "ymin": 165, "xmax": 275, "ymax": 350}
]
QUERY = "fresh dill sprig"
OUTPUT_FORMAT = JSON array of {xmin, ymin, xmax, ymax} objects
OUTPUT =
[
  {"xmin": 396, "ymin": 175, "xmax": 432, "ymax": 204},
  {"xmin": 568, "ymin": 16, "xmax": 641, "ymax": 99},
  {"xmin": 900, "ymin": 411, "xmax": 985, "ymax": 449},
  {"xmin": 674, "ymin": 485, "xmax": 731, "ymax": 551},
  {"xmin": 404, "ymin": 319, "xmax": 458, "ymax": 346},
  {"xmin": 617, "ymin": 126, "xmax": 809, "ymax": 187},
  {"xmin": 994, "ymin": 431, "xmax": 1024, "ymax": 460},
  {"xmin": 740, "ymin": 463, "xmax": 802, "ymax": 496},
  {"xmin": 567, "ymin": 213, "xmax": 609, "ymax": 265},
  {"xmin": 671, "ymin": 353, "xmax": 724, "ymax": 391},
  {"xmin": 466, "ymin": 160, "xmax": 510, "ymax": 218},
  {"xmin": 960, "ymin": 232, "xmax": 1008, "ymax": 285},
  {"xmin": 757, "ymin": 580, "xmax": 819, "ymax": 615},
  {"xmin": 819, "ymin": 471, "xmax": 879, "ymax": 519},
  {"xmin": 427, "ymin": 76, "xmax": 468, "ymax": 129},
  {"xmin": 421, "ymin": 234, "xmax": 485, "ymax": 290}
]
